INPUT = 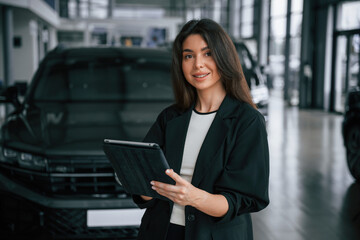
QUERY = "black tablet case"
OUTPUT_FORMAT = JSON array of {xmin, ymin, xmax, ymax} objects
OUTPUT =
[{"xmin": 103, "ymin": 139, "xmax": 174, "ymax": 200}]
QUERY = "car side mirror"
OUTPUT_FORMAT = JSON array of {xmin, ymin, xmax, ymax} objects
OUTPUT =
[
  {"xmin": 14, "ymin": 81, "xmax": 28, "ymax": 96},
  {"xmin": 0, "ymin": 85, "xmax": 22, "ymax": 109}
]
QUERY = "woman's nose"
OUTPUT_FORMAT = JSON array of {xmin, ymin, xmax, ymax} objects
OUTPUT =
[{"xmin": 195, "ymin": 56, "xmax": 204, "ymax": 68}]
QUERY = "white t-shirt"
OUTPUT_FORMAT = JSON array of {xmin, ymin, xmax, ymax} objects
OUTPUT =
[{"xmin": 170, "ymin": 109, "xmax": 217, "ymax": 226}]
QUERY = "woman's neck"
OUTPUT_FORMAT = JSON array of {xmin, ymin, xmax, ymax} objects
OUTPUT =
[{"xmin": 195, "ymin": 89, "xmax": 226, "ymax": 113}]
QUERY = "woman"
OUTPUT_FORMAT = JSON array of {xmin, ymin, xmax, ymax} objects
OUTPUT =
[{"xmin": 133, "ymin": 18, "xmax": 269, "ymax": 240}]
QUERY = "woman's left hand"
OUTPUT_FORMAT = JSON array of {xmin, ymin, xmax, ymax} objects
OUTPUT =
[{"xmin": 151, "ymin": 169, "xmax": 205, "ymax": 207}]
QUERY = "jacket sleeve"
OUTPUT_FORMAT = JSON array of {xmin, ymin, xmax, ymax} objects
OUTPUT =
[
  {"xmin": 132, "ymin": 107, "xmax": 169, "ymax": 209},
  {"xmin": 215, "ymin": 113, "xmax": 270, "ymax": 223},
  {"xmin": 142, "ymin": 109, "xmax": 167, "ymax": 147}
]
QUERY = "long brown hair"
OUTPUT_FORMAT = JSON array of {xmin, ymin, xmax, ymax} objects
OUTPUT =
[{"xmin": 172, "ymin": 18, "xmax": 256, "ymax": 110}]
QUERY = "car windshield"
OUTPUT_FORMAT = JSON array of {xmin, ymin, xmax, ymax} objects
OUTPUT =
[{"xmin": 32, "ymin": 56, "xmax": 173, "ymax": 102}]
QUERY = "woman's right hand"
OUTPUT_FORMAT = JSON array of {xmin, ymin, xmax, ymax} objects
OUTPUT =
[{"xmin": 140, "ymin": 195, "xmax": 153, "ymax": 201}]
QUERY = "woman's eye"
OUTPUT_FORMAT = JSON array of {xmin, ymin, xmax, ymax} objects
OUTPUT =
[
  {"xmin": 184, "ymin": 55, "xmax": 192, "ymax": 59},
  {"xmin": 205, "ymin": 52, "xmax": 212, "ymax": 57}
]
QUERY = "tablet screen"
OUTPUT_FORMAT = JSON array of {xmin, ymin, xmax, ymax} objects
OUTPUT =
[{"xmin": 103, "ymin": 139, "xmax": 174, "ymax": 200}]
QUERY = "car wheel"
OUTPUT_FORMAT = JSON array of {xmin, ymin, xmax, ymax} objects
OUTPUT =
[{"xmin": 345, "ymin": 123, "xmax": 360, "ymax": 181}]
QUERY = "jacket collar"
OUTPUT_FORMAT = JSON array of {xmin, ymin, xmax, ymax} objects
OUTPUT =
[
  {"xmin": 216, "ymin": 94, "xmax": 241, "ymax": 120},
  {"xmin": 165, "ymin": 95, "xmax": 239, "ymax": 186}
]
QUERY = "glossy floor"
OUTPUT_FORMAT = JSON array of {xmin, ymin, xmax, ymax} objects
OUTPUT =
[{"xmin": 252, "ymin": 96, "xmax": 360, "ymax": 240}]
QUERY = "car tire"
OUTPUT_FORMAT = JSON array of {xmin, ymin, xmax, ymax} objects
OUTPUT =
[{"xmin": 345, "ymin": 121, "xmax": 360, "ymax": 181}]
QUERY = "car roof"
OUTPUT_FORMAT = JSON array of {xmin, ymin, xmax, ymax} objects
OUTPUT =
[{"xmin": 46, "ymin": 46, "xmax": 172, "ymax": 60}]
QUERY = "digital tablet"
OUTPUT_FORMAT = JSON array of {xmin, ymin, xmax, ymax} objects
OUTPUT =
[{"xmin": 103, "ymin": 139, "xmax": 174, "ymax": 200}]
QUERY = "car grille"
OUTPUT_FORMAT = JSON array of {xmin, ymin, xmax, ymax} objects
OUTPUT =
[
  {"xmin": 0, "ymin": 155, "xmax": 127, "ymax": 197},
  {"xmin": 46, "ymin": 208, "xmax": 139, "ymax": 239},
  {"xmin": 0, "ymin": 192, "xmax": 138, "ymax": 239}
]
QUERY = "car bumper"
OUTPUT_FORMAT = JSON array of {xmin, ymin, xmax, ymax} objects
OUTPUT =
[
  {"xmin": 0, "ymin": 173, "xmax": 137, "ymax": 209},
  {"xmin": 0, "ymin": 173, "xmax": 141, "ymax": 239}
]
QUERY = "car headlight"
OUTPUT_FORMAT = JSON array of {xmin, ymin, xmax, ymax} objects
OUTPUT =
[
  {"xmin": 18, "ymin": 152, "xmax": 47, "ymax": 171},
  {"xmin": 0, "ymin": 146, "xmax": 18, "ymax": 164},
  {"xmin": 0, "ymin": 146, "xmax": 47, "ymax": 171}
]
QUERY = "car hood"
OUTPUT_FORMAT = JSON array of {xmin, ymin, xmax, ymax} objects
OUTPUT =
[{"xmin": 2, "ymin": 102, "xmax": 169, "ymax": 156}]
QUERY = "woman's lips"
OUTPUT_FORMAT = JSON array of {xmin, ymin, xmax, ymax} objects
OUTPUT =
[{"xmin": 193, "ymin": 73, "xmax": 210, "ymax": 79}]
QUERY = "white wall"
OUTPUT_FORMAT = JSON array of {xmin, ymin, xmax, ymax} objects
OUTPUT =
[
  {"xmin": 48, "ymin": 26, "xmax": 57, "ymax": 50},
  {"xmin": 12, "ymin": 8, "xmax": 39, "ymax": 83},
  {"xmin": 0, "ymin": 0, "xmax": 59, "ymax": 84}
]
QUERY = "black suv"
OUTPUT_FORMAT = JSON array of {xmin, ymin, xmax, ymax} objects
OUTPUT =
[
  {"xmin": 342, "ymin": 86, "xmax": 360, "ymax": 181},
  {"xmin": 0, "ymin": 44, "xmax": 268, "ymax": 239},
  {"xmin": 0, "ymin": 47, "xmax": 174, "ymax": 239}
]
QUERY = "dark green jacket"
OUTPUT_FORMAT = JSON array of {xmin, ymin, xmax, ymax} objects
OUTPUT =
[{"xmin": 133, "ymin": 95, "xmax": 270, "ymax": 240}]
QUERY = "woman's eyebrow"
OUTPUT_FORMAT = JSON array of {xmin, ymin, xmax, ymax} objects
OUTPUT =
[
  {"xmin": 183, "ymin": 49, "xmax": 193, "ymax": 53},
  {"xmin": 182, "ymin": 46, "xmax": 210, "ymax": 53}
]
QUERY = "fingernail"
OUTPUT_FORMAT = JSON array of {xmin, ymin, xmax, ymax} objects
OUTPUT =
[
  {"xmin": 166, "ymin": 169, "xmax": 170, "ymax": 173},
  {"xmin": 150, "ymin": 181, "xmax": 154, "ymax": 185}
]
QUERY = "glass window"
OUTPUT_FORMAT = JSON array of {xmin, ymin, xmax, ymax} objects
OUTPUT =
[
  {"xmin": 268, "ymin": 54, "xmax": 285, "ymax": 89},
  {"xmin": 114, "ymin": 8, "xmax": 164, "ymax": 19},
  {"xmin": 193, "ymin": 8, "xmax": 202, "ymax": 19},
  {"xmin": 270, "ymin": 17, "xmax": 287, "ymax": 37},
  {"xmin": 241, "ymin": 6, "xmax": 254, "ymax": 24},
  {"xmin": 231, "ymin": 0, "xmax": 241, "ymax": 38},
  {"xmin": 68, "ymin": 0, "xmax": 76, "ymax": 18},
  {"xmin": 291, "ymin": 0, "xmax": 303, "ymax": 13},
  {"xmin": 79, "ymin": 0, "xmax": 89, "ymax": 18},
  {"xmin": 122, "ymin": 63, "xmax": 173, "ymax": 100},
  {"xmin": 268, "ymin": 0, "xmax": 303, "ymax": 105},
  {"xmin": 271, "ymin": 0, "xmax": 287, "ymax": 17},
  {"xmin": 334, "ymin": 36, "xmax": 348, "ymax": 112},
  {"xmin": 337, "ymin": 2, "xmax": 360, "ymax": 31},
  {"xmin": 242, "ymin": 0, "xmax": 254, "ymax": 7},
  {"xmin": 33, "ymin": 57, "xmax": 172, "ymax": 101},
  {"xmin": 65, "ymin": 0, "xmax": 109, "ymax": 19},
  {"xmin": 57, "ymin": 31, "xmax": 84, "ymax": 44},
  {"xmin": 290, "ymin": 14, "xmax": 302, "ymax": 36},
  {"xmin": 241, "ymin": 24, "xmax": 254, "ymax": 38},
  {"xmin": 89, "ymin": 0, "xmax": 108, "ymax": 19},
  {"xmin": 290, "ymin": 37, "xmax": 301, "ymax": 58},
  {"xmin": 269, "ymin": 38, "xmax": 286, "ymax": 56},
  {"xmin": 240, "ymin": 2, "xmax": 254, "ymax": 38},
  {"xmin": 220, "ymin": 0, "xmax": 229, "ymax": 28}
]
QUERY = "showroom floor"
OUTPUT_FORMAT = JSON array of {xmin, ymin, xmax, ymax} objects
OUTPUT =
[{"xmin": 252, "ymin": 95, "xmax": 360, "ymax": 240}]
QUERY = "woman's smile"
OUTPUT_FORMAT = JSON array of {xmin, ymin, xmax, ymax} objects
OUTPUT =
[
  {"xmin": 181, "ymin": 34, "xmax": 223, "ymax": 93},
  {"xmin": 192, "ymin": 72, "xmax": 210, "ymax": 80}
]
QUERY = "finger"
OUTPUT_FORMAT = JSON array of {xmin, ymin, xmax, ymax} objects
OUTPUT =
[
  {"xmin": 152, "ymin": 181, "xmax": 179, "ymax": 193},
  {"xmin": 152, "ymin": 185, "xmax": 188, "ymax": 205},
  {"xmin": 165, "ymin": 169, "xmax": 186, "ymax": 184},
  {"xmin": 153, "ymin": 186, "xmax": 176, "ymax": 198},
  {"xmin": 152, "ymin": 186, "xmax": 178, "ymax": 201}
]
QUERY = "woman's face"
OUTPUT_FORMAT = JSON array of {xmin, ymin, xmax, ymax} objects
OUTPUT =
[{"xmin": 181, "ymin": 34, "xmax": 223, "ymax": 94}]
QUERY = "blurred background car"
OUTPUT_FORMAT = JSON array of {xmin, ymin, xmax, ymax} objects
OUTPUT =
[
  {"xmin": 233, "ymin": 41, "xmax": 269, "ymax": 121},
  {"xmin": 342, "ymin": 86, "xmax": 360, "ymax": 181}
]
